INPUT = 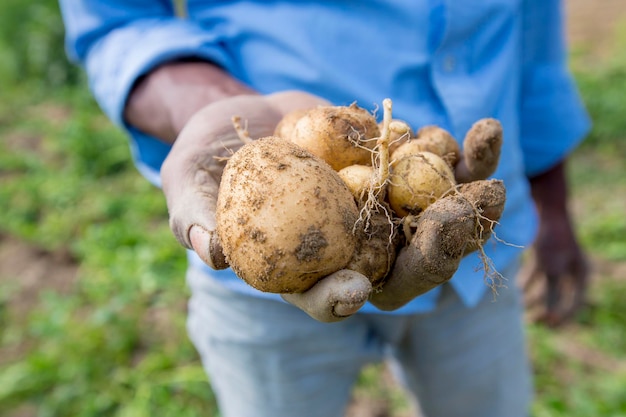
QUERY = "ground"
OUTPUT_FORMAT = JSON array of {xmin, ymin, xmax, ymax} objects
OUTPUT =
[{"xmin": 1, "ymin": 1, "xmax": 626, "ymax": 417}]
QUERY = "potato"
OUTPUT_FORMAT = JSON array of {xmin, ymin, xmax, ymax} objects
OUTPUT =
[
  {"xmin": 337, "ymin": 164, "xmax": 375, "ymax": 204},
  {"xmin": 216, "ymin": 99, "xmax": 507, "ymax": 319},
  {"xmin": 369, "ymin": 194, "xmax": 477, "ymax": 310},
  {"xmin": 346, "ymin": 212, "xmax": 399, "ymax": 287},
  {"xmin": 290, "ymin": 103, "xmax": 380, "ymax": 171},
  {"xmin": 216, "ymin": 136, "xmax": 359, "ymax": 293},
  {"xmin": 387, "ymin": 151, "xmax": 456, "ymax": 217},
  {"xmin": 457, "ymin": 179, "xmax": 506, "ymax": 254},
  {"xmin": 455, "ymin": 118, "xmax": 503, "ymax": 183},
  {"xmin": 370, "ymin": 179, "xmax": 507, "ymax": 310},
  {"xmin": 273, "ymin": 108, "xmax": 308, "ymax": 140},
  {"xmin": 391, "ymin": 126, "xmax": 460, "ymax": 167}
]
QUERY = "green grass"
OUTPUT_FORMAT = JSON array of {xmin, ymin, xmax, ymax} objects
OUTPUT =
[
  {"xmin": 528, "ymin": 276, "xmax": 626, "ymax": 417},
  {"xmin": 520, "ymin": 30, "xmax": 626, "ymax": 417},
  {"xmin": 0, "ymin": 83, "xmax": 215, "ymax": 416},
  {"xmin": 1, "ymin": 3, "xmax": 625, "ymax": 417}
]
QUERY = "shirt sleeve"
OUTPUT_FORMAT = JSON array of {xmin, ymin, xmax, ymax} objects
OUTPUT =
[
  {"xmin": 520, "ymin": 0, "xmax": 591, "ymax": 177},
  {"xmin": 59, "ymin": 0, "xmax": 232, "ymax": 126}
]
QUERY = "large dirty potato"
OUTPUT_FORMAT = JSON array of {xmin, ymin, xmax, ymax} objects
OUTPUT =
[{"xmin": 216, "ymin": 136, "xmax": 360, "ymax": 293}]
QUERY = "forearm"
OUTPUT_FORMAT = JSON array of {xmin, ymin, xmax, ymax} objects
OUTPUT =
[
  {"xmin": 123, "ymin": 61, "xmax": 257, "ymax": 143},
  {"xmin": 528, "ymin": 160, "xmax": 569, "ymax": 215}
]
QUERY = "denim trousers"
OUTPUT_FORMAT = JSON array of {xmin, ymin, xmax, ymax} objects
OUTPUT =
[{"xmin": 186, "ymin": 265, "xmax": 532, "ymax": 417}]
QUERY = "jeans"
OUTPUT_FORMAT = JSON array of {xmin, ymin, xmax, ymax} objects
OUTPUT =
[{"xmin": 186, "ymin": 265, "xmax": 532, "ymax": 417}]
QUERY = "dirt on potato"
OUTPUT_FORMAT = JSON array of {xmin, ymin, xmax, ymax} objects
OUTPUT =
[
  {"xmin": 348, "ymin": 212, "xmax": 400, "ymax": 287},
  {"xmin": 291, "ymin": 103, "xmax": 380, "ymax": 171},
  {"xmin": 216, "ymin": 136, "xmax": 359, "ymax": 294}
]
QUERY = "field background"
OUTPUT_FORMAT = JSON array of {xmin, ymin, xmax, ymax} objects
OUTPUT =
[{"xmin": 1, "ymin": 1, "xmax": 625, "ymax": 416}]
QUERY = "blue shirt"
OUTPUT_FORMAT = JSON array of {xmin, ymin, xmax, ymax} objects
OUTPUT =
[{"xmin": 60, "ymin": 0, "xmax": 590, "ymax": 313}]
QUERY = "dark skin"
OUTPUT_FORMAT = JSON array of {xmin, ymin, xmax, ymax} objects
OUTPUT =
[
  {"xmin": 124, "ymin": 61, "xmax": 258, "ymax": 144},
  {"xmin": 524, "ymin": 161, "xmax": 589, "ymax": 327},
  {"xmin": 124, "ymin": 60, "xmax": 588, "ymax": 324}
]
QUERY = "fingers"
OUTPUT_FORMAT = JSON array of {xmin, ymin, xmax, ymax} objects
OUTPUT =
[
  {"xmin": 539, "ymin": 273, "xmax": 588, "ymax": 327},
  {"xmin": 369, "ymin": 179, "xmax": 506, "ymax": 311},
  {"xmin": 456, "ymin": 179, "xmax": 506, "ymax": 255},
  {"xmin": 520, "ymin": 253, "xmax": 591, "ymax": 327},
  {"xmin": 162, "ymin": 95, "xmax": 284, "ymax": 269},
  {"xmin": 163, "ymin": 152, "xmax": 227, "ymax": 268},
  {"xmin": 518, "ymin": 257, "xmax": 546, "ymax": 309},
  {"xmin": 455, "ymin": 118, "xmax": 503, "ymax": 183},
  {"xmin": 189, "ymin": 225, "xmax": 228, "ymax": 270},
  {"xmin": 165, "ymin": 165, "xmax": 220, "ymax": 250},
  {"xmin": 281, "ymin": 270, "xmax": 372, "ymax": 322},
  {"xmin": 545, "ymin": 257, "xmax": 590, "ymax": 326},
  {"xmin": 370, "ymin": 195, "xmax": 476, "ymax": 311}
]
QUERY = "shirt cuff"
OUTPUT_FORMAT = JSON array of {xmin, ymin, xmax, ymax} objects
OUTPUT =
[
  {"xmin": 84, "ymin": 17, "xmax": 232, "ymax": 126},
  {"xmin": 520, "ymin": 64, "xmax": 592, "ymax": 177}
]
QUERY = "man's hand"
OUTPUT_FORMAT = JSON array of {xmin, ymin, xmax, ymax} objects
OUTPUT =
[
  {"xmin": 521, "ymin": 161, "xmax": 590, "ymax": 327},
  {"xmin": 163, "ymin": 92, "xmax": 373, "ymax": 322},
  {"xmin": 161, "ymin": 95, "xmax": 284, "ymax": 268},
  {"xmin": 369, "ymin": 120, "xmax": 507, "ymax": 311},
  {"xmin": 125, "ymin": 61, "xmax": 373, "ymax": 322},
  {"xmin": 369, "ymin": 179, "xmax": 506, "ymax": 310}
]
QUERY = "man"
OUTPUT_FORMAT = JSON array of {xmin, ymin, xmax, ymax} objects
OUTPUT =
[{"xmin": 59, "ymin": 1, "xmax": 589, "ymax": 416}]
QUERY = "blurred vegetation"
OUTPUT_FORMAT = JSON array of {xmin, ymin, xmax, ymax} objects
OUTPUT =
[
  {"xmin": 0, "ymin": 1, "xmax": 217, "ymax": 416},
  {"xmin": 576, "ymin": 68, "xmax": 626, "ymax": 153},
  {"xmin": 569, "ymin": 29, "xmax": 626, "ymax": 262},
  {"xmin": 0, "ymin": 2, "xmax": 624, "ymax": 417},
  {"xmin": 0, "ymin": 0, "xmax": 81, "ymax": 87}
]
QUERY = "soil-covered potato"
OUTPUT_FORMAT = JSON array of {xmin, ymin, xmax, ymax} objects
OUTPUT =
[
  {"xmin": 216, "ymin": 136, "xmax": 360, "ymax": 293},
  {"xmin": 387, "ymin": 151, "xmax": 456, "ymax": 217},
  {"xmin": 290, "ymin": 103, "xmax": 380, "ymax": 171},
  {"xmin": 454, "ymin": 118, "xmax": 503, "ymax": 183},
  {"xmin": 273, "ymin": 108, "xmax": 308, "ymax": 140},
  {"xmin": 337, "ymin": 164, "xmax": 375, "ymax": 204},
  {"xmin": 346, "ymin": 212, "xmax": 400, "ymax": 288},
  {"xmin": 391, "ymin": 126, "xmax": 461, "ymax": 167}
]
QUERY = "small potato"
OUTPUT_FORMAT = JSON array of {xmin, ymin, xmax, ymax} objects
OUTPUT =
[
  {"xmin": 216, "ymin": 137, "xmax": 359, "ymax": 293},
  {"xmin": 369, "ymin": 194, "xmax": 476, "ymax": 310},
  {"xmin": 416, "ymin": 125, "xmax": 461, "ymax": 165},
  {"xmin": 337, "ymin": 164, "xmax": 375, "ymax": 204},
  {"xmin": 347, "ymin": 212, "xmax": 400, "ymax": 288},
  {"xmin": 273, "ymin": 108, "xmax": 308, "ymax": 140},
  {"xmin": 387, "ymin": 151, "xmax": 456, "ymax": 217},
  {"xmin": 390, "ymin": 140, "xmax": 425, "ymax": 162},
  {"xmin": 290, "ymin": 103, "xmax": 380, "ymax": 171},
  {"xmin": 391, "ymin": 126, "xmax": 460, "ymax": 167},
  {"xmin": 455, "ymin": 118, "xmax": 503, "ymax": 183}
]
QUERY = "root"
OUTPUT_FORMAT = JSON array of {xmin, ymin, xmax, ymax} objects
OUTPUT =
[
  {"xmin": 213, "ymin": 118, "xmax": 254, "ymax": 162},
  {"xmin": 445, "ymin": 182, "xmax": 511, "ymax": 295},
  {"xmin": 356, "ymin": 99, "xmax": 394, "ymax": 231},
  {"xmin": 401, "ymin": 214, "xmax": 417, "ymax": 242},
  {"xmin": 355, "ymin": 201, "xmax": 396, "ymax": 242},
  {"xmin": 231, "ymin": 115, "xmax": 254, "ymax": 144},
  {"xmin": 350, "ymin": 99, "xmax": 402, "ymax": 265},
  {"xmin": 475, "ymin": 239, "xmax": 506, "ymax": 297},
  {"xmin": 389, "ymin": 120, "xmax": 412, "ymax": 139},
  {"xmin": 373, "ymin": 98, "xmax": 393, "ymax": 192},
  {"xmin": 213, "ymin": 144, "xmax": 237, "ymax": 162}
]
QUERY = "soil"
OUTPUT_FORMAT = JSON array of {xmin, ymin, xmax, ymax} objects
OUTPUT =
[
  {"xmin": 565, "ymin": 0, "xmax": 626, "ymax": 66},
  {"xmin": 1, "ymin": 2, "xmax": 626, "ymax": 417}
]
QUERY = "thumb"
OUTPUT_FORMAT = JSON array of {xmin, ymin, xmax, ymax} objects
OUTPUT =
[
  {"xmin": 162, "ymin": 95, "xmax": 285, "ymax": 269},
  {"xmin": 164, "ymin": 159, "xmax": 229, "ymax": 270},
  {"xmin": 163, "ymin": 93, "xmax": 328, "ymax": 269}
]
